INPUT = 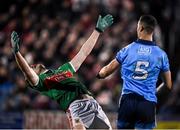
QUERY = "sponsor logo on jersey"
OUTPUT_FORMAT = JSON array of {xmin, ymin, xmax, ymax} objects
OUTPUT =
[
  {"xmin": 138, "ymin": 46, "xmax": 152, "ymax": 55},
  {"xmin": 45, "ymin": 71, "xmax": 73, "ymax": 89},
  {"xmin": 47, "ymin": 71, "xmax": 73, "ymax": 82}
]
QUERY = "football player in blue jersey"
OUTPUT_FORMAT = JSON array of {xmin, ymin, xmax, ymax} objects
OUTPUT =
[{"xmin": 97, "ymin": 15, "xmax": 172, "ymax": 129}]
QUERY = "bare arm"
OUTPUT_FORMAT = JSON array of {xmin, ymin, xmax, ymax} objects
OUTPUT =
[
  {"xmin": 70, "ymin": 14, "xmax": 113, "ymax": 72},
  {"xmin": 161, "ymin": 71, "xmax": 172, "ymax": 90},
  {"xmin": 11, "ymin": 31, "xmax": 39, "ymax": 86},
  {"xmin": 97, "ymin": 59, "xmax": 119, "ymax": 79},
  {"xmin": 70, "ymin": 30, "xmax": 100, "ymax": 71},
  {"xmin": 157, "ymin": 71, "xmax": 172, "ymax": 94},
  {"xmin": 15, "ymin": 52, "xmax": 39, "ymax": 86}
]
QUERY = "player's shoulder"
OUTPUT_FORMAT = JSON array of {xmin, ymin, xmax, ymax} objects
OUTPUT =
[
  {"xmin": 153, "ymin": 46, "xmax": 167, "ymax": 56},
  {"xmin": 57, "ymin": 62, "xmax": 76, "ymax": 73},
  {"xmin": 125, "ymin": 41, "xmax": 135, "ymax": 48},
  {"xmin": 120, "ymin": 42, "xmax": 135, "ymax": 51},
  {"xmin": 116, "ymin": 42, "xmax": 136, "ymax": 56}
]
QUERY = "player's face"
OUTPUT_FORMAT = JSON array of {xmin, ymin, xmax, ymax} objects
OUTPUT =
[
  {"xmin": 137, "ymin": 21, "xmax": 143, "ymax": 38},
  {"xmin": 31, "ymin": 64, "xmax": 46, "ymax": 75}
]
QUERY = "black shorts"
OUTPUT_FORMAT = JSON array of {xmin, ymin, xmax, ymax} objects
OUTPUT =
[{"xmin": 117, "ymin": 93, "xmax": 156, "ymax": 129}]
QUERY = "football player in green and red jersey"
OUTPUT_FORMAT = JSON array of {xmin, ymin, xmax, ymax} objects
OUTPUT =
[{"xmin": 11, "ymin": 14, "xmax": 113, "ymax": 129}]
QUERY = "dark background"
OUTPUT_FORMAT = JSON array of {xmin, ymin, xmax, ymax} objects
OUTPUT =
[{"xmin": 0, "ymin": 0, "xmax": 179, "ymax": 118}]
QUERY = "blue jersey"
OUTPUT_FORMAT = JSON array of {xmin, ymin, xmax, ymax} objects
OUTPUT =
[{"xmin": 116, "ymin": 39, "xmax": 170, "ymax": 103}]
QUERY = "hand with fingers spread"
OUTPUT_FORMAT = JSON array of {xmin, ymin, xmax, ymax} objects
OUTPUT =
[
  {"xmin": 11, "ymin": 31, "xmax": 20, "ymax": 53},
  {"xmin": 95, "ymin": 14, "xmax": 114, "ymax": 33}
]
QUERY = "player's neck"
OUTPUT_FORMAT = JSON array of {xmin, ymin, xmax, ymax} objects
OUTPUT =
[{"xmin": 138, "ymin": 34, "xmax": 153, "ymax": 41}]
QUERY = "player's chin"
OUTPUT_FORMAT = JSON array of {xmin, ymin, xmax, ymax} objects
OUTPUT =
[
  {"xmin": 32, "ymin": 68, "xmax": 42, "ymax": 75},
  {"xmin": 36, "ymin": 69, "xmax": 45, "ymax": 75}
]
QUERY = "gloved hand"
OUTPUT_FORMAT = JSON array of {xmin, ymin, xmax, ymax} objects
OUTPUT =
[
  {"xmin": 11, "ymin": 31, "xmax": 20, "ymax": 53},
  {"xmin": 95, "ymin": 14, "xmax": 113, "ymax": 33}
]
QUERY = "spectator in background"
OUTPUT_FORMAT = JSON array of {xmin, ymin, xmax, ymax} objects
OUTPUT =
[{"xmin": 0, "ymin": 0, "xmax": 179, "ymax": 116}]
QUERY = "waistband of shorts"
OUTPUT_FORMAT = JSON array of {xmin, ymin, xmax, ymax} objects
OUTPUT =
[
  {"xmin": 123, "ymin": 93, "xmax": 145, "ymax": 100},
  {"xmin": 122, "ymin": 93, "xmax": 157, "ymax": 104},
  {"xmin": 71, "ymin": 95, "xmax": 94, "ymax": 104},
  {"xmin": 66, "ymin": 95, "xmax": 95, "ymax": 112},
  {"xmin": 76, "ymin": 94, "xmax": 93, "ymax": 100},
  {"xmin": 65, "ymin": 94, "xmax": 94, "ymax": 111}
]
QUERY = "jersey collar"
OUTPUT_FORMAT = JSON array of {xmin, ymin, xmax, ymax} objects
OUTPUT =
[
  {"xmin": 40, "ymin": 69, "xmax": 52, "ymax": 75},
  {"xmin": 136, "ymin": 39, "xmax": 156, "ymax": 46}
]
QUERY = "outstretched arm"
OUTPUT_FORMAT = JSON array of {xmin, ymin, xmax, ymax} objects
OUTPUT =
[
  {"xmin": 70, "ymin": 14, "xmax": 113, "ymax": 72},
  {"xmin": 11, "ymin": 31, "xmax": 39, "ymax": 86},
  {"xmin": 70, "ymin": 30, "xmax": 100, "ymax": 71},
  {"xmin": 97, "ymin": 59, "xmax": 119, "ymax": 79}
]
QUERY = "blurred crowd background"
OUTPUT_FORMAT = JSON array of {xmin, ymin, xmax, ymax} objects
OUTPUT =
[{"xmin": 0, "ymin": 0, "xmax": 180, "ymax": 117}]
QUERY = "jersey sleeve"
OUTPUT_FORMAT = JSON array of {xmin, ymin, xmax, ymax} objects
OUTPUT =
[
  {"xmin": 161, "ymin": 52, "xmax": 170, "ymax": 72},
  {"xmin": 116, "ymin": 46, "xmax": 129, "ymax": 63},
  {"xmin": 26, "ymin": 76, "xmax": 46, "ymax": 91},
  {"xmin": 57, "ymin": 62, "xmax": 76, "ymax": 74}
]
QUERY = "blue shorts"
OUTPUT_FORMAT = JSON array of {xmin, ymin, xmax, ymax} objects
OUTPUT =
[{"xmin": 117, "ymin": 93, "xmax": 156, "ymax": 129}]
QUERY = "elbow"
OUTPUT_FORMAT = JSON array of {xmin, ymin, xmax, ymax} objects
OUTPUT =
[
  {"xmin": 25, "ymin": 73, "xmax": 38, "ymax": 86},
  {"xmin": 165, "ymin": 81, "xmax": 172, "ymax": 90},
  {"xmin": 98, "ymin": 72, "xmax": 105, "ymax": 79},
  {"xmin": 28, "ymin": 77, "xmax": 39, "ymax": 86},
  {"xmin": 167, "ymin": 82, "xmax": 172, "ymax": 90},
  {"xmin": 26, "ymin": 77, "xmax": 37, "ymax": 86},
  {"xmin": 98, "ymin": 68, "xmax": 107, "ymax": 79}
]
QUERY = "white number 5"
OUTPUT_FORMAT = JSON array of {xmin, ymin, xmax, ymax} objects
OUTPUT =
[{"xmin": 133, "ymin": 61, "xmax": 149, "ymax": 80}]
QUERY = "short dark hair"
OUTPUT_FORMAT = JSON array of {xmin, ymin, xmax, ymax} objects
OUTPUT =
[{"xmin": 139, "ymin": 15, "xmax": 157, "ymax": 34}]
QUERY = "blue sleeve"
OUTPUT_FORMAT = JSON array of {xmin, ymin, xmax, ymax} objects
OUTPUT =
[
  {"xmin": 116, "ymin": 46, "xmax": 128, "ymax": 63},
  {"xmin": 161, "ymin": 53, "xmax": 170, "ymax": 72}
]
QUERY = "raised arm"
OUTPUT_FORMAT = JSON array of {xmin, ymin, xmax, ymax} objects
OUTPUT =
[
  {"xmin": 97, "ymin": 59, "xmax": 119, "ymax": 79},
  {"xmin": 11, "ymin": 31, "xmax": 39, "ymax": 86},
  {"xmin": 70, "ymin": 14, "xmax": 113, "ymax": 72}
]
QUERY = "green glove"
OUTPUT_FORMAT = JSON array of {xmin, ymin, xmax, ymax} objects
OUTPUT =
[
  {"xmin": 11, "ymin": 31, "xmax": 20, "ymax": 53},
  {"xmin": 95, "ymin": 14, "xmax": 113, "ymax": 33}
]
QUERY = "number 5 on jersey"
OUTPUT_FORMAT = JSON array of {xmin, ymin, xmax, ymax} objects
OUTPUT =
[{"xmin": 133, "ymin": 61, "xmax": 149, "ymax": 80}]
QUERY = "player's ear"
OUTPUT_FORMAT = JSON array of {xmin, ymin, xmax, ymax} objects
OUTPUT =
[
  {"xmin": 140, "ymin": 26, "xmax": 144, "ymax": 32},
  {"xmin": 38, "ymin": 64, "xmax": 46, "ymax": 73}
]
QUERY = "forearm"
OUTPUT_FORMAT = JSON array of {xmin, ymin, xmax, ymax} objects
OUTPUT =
[
  {"xmin": 156, "ymin": 82, "xmax": 165, "ymax": 92},
  {"xmin": 70, "ymin": 14, "xmax": 113, "ymax": 71},
  {"xmin": 97, "ymin": 59, "xmax": 119, "ymax": 79},
  {"xmin": 70, "ymin": 30, "xmax": 100, "ymax": 71},
  {"xmin": 15, "ymin": 52, "xmax": 38, "ymax": 85},
  {"xmin": 15, "ymin": 52, "xmax": 30, "ymax": 73},
  {"xmin": 157, "ymin": 82, "xmax": 172, "ymax": 93},
  {"xmin": 98, "ymin": 66, "xmax": 111, "ymax": 78},
  {"xmin": 161, "ymin": 71, "xmax": 172, "ymax": 90},
  {"xmin": 80, "ymin": 30, "xmax": 100, "ymax": 57},
  {"xmin": 165, "ymin": 73, "xmax": 172, "ymax": 90}
]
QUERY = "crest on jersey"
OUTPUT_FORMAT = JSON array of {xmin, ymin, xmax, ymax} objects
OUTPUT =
[{"xmin": 138, "ymin": 46, "xmax": 151, "ymax": 55}]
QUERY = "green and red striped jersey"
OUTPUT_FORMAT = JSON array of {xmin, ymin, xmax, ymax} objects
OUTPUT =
[{"xmin": 28, "ymin": 62, "xmax": 92, "ymax": 111}]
